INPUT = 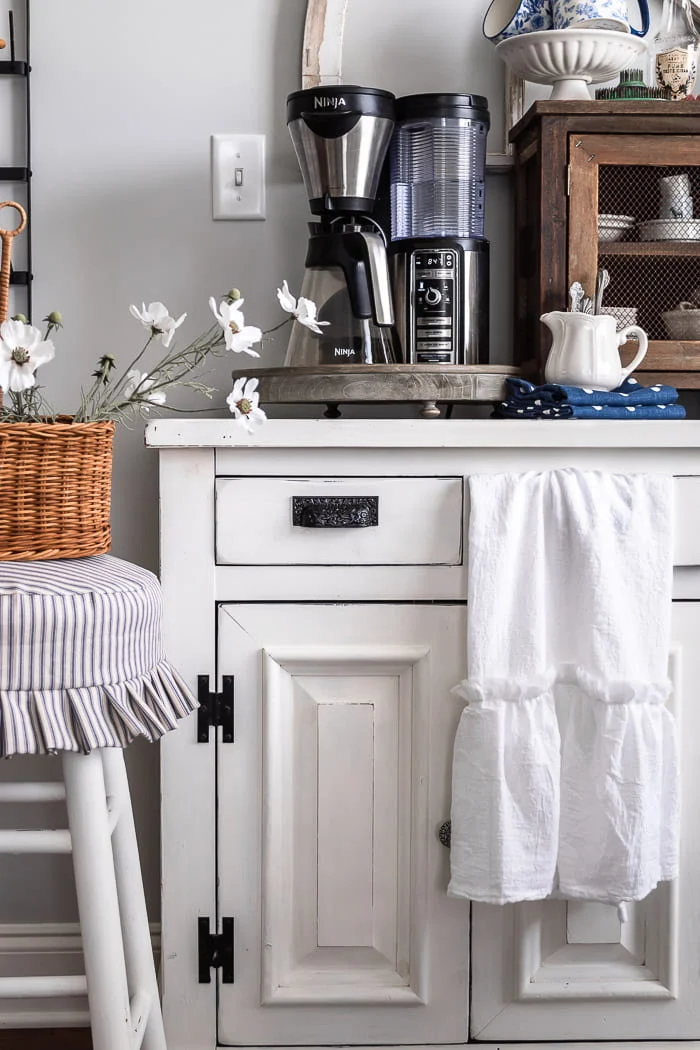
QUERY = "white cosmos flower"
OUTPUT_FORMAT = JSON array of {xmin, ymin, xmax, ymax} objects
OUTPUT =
[
  {"xmin": 276, "ymin": 280, "xmax": 329, "ymax": 336},
  {"xmin": 209, "ymin": 297, "xmax": 261, "ymax": 356},
  {"xmin": 127, "ymin": 300, "xmax": 184, "ymax": 348},
  {"xmin": 276, "ymin": 280, "xmax": 297, "ymax": 313},
  {"xmin": 0, "ymin": 319, "xmax": 55, "ymax": 393},
  {"xmin": 295, "ymin": 296, "xmax": 329, "ymax": 335},
  {"xmin": 129, "ymin": 302, "xmax": 186, "ymax": 348},
  {"xmin": 123, "ymin": 369, "xmax": 167, "ymax": 408},
  {"xmin": 226, "ymin": 376, "xmax": 267, "ymax": 434}
]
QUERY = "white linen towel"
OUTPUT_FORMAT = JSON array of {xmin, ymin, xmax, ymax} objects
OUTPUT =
[{"xmin": 448, "ymin": 469, "xmax": 679, "ymax": 906}]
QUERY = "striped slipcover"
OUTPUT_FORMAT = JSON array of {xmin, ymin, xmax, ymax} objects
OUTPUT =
[{"xmin": 0, "ymin": 555, "xmax": 198, "ymax": 755}]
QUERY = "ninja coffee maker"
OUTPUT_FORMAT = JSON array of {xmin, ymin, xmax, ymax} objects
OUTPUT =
[
  {"xmin": 389, "ymin": 93, "xmax": 490, "ymax": 366},
  {"xmin": 285, "ymin": 85, "xmax": 401, "ymax": 366}
]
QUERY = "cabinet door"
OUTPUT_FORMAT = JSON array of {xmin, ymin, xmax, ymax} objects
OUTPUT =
[
  {"xmin": 216, "ymin": 603, "xmax": 468, "ymax": 1046},
  {"xmin": 568, "ymin": 133, "xmax": 700, "ymax": 387},
  {"xmin": 471, "ymin": 602, "xmax": 700, "ymax": 1042}
]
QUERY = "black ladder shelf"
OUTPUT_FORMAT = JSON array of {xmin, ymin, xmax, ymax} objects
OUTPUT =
[{"xmin": 0, "ymin": 4, "xmax": 32, "ymax": 310}]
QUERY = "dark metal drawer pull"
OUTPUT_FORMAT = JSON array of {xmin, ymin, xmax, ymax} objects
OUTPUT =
[{"xmin": 292, "ymin": 496, "xmax": 379, "ymax": 529}]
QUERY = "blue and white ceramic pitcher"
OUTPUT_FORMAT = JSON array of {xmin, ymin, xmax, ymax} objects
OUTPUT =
[{"xmin": 483, "ymin": 0, "xmax": 650, "ymax": 42}]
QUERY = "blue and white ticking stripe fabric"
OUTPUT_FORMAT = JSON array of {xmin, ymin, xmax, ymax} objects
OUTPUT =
[
  {"xmin": 0, "ymin": 555, "xmax": 197, "ymax": 756},
  {"xmin": 494, "ymin": 378, "xmax": 686, "ymax": 419}
]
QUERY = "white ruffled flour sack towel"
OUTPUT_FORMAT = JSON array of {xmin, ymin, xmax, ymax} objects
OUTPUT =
[{"xmin": 449, "ymin": 469, "xmax": 679, "ymax": 906}]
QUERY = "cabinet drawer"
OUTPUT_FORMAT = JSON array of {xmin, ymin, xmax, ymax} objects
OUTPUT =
[
  {"xmin": 675, "ymin": 476, "xmax": 700, "ymax": 566},
  {"xmin": 215, "ymin": 476, "xmax": 463, "ymax": 566}
]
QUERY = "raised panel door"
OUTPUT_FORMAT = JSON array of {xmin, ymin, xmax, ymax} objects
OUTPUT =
[
  {"xmin": 216, "ymin": 603, "xmax": 468, "ymax": 1046},
  {"xmin": 470, "ymin": 602, "xmax": 700, "ymax": 1042}
]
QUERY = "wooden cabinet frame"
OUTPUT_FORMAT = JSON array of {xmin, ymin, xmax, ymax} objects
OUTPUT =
[{"xmin": 511, "ymin": 101, "xmax": 700, "ymax": 387}]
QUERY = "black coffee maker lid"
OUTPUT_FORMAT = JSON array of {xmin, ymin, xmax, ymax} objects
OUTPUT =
[
  {"xmin": 287, "ymin": 85, "xmax": 395, "ymax": 124},
  {"xmin": 395, "ymin": 93, "xmax": 490, "ymax": 126}
]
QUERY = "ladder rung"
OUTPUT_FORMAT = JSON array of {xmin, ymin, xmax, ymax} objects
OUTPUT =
[
  {"xmin": 0, "ymin": 783, "xmax": 66, "ymax": 803},
  {"xmin": 0, "ymin": 829, "xmax": 72, "ymax": 853},
  {"xmin": 0, "ymin": 793, "xmax": 122, "ymax": 853},
  {"xmin": 0, "ymin": 974, "xmax": 87, "ymax": 998}
]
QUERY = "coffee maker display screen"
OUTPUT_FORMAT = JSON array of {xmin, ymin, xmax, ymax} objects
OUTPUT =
[{"xmin": 412, "ymin": 249, "xmax": 458, "ymax": 364}]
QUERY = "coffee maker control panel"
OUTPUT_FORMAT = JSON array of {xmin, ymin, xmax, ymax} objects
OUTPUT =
[{"xmin": 412, "ymin": 249, "xmax": 458, "ymax": 364}]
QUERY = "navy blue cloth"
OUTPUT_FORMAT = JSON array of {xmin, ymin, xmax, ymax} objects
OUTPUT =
[{"xmin": 494, "ymin": 378, "xmax": 685, "ymax": 420}]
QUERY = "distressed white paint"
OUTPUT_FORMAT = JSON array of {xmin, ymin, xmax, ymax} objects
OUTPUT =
[
  {"xmin": 261, "ymin": 652, "xmax": 419, "ymax": 1007},
  {"xmin": 302, "ymin": 0, "xmax": 349, "ymax": 87},
  {"xmin": 158, "ymin": 450, "xmax": 217, "ymax": 1050},
  {"xmin": 215, "ymin": 476, "xmax": 463, "ymax": 565},
  {"xmin": 216, "ymin": 605, "xmax": 468, "ymax": 1045},
  {"xmin": 155, "ymin": 421, "xmax": 700, "ymax": 1050},
  {"xmin": 566, "ymin": 903, "xmax": 622, "ymax": 946},
  {"xmin": 316, "ymin": 699, "xmax": 376, "ymax": 947},
  {"xmin": 147, "ymin": 419, "xmax": 700, "ymax": 450}
]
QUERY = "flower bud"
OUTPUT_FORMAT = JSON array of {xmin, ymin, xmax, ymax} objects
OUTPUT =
[
  {"xmin": 11, "ymin": 313, "xmax": 27, "ymax": 323},
  {"xmin": 45, "ymin": 311, "xmax": 63, "ymax": 325},
  {"xmin": 227, "ymin": 288, "xmax": 242, "ymax": 301}
]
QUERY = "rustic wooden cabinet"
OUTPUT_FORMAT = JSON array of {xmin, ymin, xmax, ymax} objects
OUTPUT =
[
  {"xmin": 147, "ymin": 418, "xmax": 700, "ymax": 1050},
  {"xmin": 511, "ymin": 101, "xmax": 700, "ymax": 387}
]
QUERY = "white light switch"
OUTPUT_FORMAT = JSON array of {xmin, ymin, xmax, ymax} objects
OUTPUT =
[{"xmin": 212, "ymin": 134, "xmax": 266, "ymax": 221}]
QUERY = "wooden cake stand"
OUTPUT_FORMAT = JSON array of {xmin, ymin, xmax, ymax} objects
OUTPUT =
[{"xmin": 232, "ymin": 364, "xmax": 520, "ymax": 419}]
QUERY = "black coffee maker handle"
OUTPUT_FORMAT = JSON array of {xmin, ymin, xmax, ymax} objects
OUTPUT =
[
  {"xmin": 339, "ymin": 250, "xmax": 373, "ymax": 320},
  {"xmin": 306, "ymin": 229, "xmax": 394, "ymax": 325},
  {"xmin": 339, "ymin": 232, "xmax": 394, "ymax": 326}
]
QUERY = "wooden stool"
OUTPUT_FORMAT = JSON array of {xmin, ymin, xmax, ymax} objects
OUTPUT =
[{"xmin": 0, "ymin": 556, "xmax": 198, "ymax": 1050}]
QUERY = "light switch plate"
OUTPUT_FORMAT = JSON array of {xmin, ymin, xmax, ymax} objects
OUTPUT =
[{"xmin": 212, "ymin": 133, "xmax": 266, "ymax": 221}]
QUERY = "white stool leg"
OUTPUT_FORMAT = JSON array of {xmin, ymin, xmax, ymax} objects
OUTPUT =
[
  {"xmin": 102, "ymin": 748, "xmax": 168, "ymax": 1050},
  {"xmin": 62, "ymin": 750, "xmax": 132, "ymax": 1050}
]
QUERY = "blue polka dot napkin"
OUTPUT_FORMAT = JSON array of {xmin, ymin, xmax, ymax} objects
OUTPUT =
[{"xmin": 494, "ymin": 378, "xmax": 686, "ymax": 419}]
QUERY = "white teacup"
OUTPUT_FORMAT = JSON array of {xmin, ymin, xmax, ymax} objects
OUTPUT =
[
  {"xmin": 659, "ymin": 174, "xmax": 694, "ymax": 220},
  {"xmin": 553, "ymin": 0, "xmax": 649, "ymax": 35}
]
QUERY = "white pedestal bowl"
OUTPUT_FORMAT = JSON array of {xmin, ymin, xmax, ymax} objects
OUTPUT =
[{"xmin": 496, "ymin": 29, "xmax": 648, "ymax": 100}]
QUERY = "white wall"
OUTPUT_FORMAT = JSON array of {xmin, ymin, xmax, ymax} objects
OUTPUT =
[{"xmin": 0, "ymin": 0, "xmax": 312, "ymax": 928}]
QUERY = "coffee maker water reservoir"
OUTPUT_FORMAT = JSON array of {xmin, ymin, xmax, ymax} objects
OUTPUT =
[{"xmin": 389, "ymin": 94, "xmax": 490, "ymax": 366}]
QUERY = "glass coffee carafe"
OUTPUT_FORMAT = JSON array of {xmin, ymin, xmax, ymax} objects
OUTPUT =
[{"xmin": 284, "ymin": 222, "xmax": 401, "ymax": 367}]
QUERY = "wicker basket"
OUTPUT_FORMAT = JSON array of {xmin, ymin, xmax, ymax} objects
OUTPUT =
[{"xmin": 0, "ymin": 417, "xmax": 115, "ymax": 561}]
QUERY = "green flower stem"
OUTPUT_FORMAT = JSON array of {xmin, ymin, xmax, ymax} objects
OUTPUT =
[
  {"xmin": 262, "ymin": 317, "xmax": 291, "ymax": 336},
  {"xmin": 76, "ymin": 371, "xmax": 110, "ymax": 423},
  {"xmin": 89, "ymin": 334, "xmax": 155, "ymax": 417}
]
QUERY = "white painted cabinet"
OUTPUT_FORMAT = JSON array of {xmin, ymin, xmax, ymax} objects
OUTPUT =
[
  {"xmin": 147, "ymin": 418, "xmax": 700, "ymax": 1050},
  {"xmin": 471, "ymin": 604, "xmax": 700, "ymax": 1043},
  {"xmin": 216, "ymin": 603, "xmax": 468, "ymax": 1046}
]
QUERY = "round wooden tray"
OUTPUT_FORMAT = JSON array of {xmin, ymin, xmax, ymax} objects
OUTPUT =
[{"xmin": 232, "ymin": 365, "xmax": 520, "ymax": 418}]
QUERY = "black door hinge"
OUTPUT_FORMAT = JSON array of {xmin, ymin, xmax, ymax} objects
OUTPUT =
[
  {"xmin": 197, "ymin": 675, "xmax": 234, "ymax": 743},
  {"xmin": 198, "ymin": 916, "xmax": 234, "ymax": 984}
]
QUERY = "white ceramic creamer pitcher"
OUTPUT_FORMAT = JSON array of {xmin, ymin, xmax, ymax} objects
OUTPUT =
[{"xmin": 541, "ymin": 311, "xmax": 648, "ymax": 391}]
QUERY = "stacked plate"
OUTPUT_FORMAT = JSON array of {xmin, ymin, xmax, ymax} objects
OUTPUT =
[
  {"xmin": 639, "ymin": 219, "xmax": 700, "ymax": 242},
  {"xmin": 598, "ymin": 213, "xmax": 635, "ymax": 242}
]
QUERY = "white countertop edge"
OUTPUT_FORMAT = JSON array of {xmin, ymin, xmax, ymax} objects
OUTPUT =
[{"xmin": 145, "ymin": 418, "xmax": 700, "ymax": 450}]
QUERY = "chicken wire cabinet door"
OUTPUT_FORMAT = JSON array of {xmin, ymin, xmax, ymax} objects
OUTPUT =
[
  {"xmin": 510, "ymin": 101, "xmax": 700, "ymax": 387},
  {"xmin": 568, "ymin": 133, "xmax": 700, "ymax": 388},
  {"xmin": 216, "ymin": 602, "xmax": 469, "ymax": 1047},
  {"xmin": 470, "ymin": 602, "xmax": 700, "ymax": 1043}
]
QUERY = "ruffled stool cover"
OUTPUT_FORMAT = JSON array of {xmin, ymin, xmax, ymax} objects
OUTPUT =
[{"xmin": 0, "ymin": 555, "xmax": 197, "ymax": 755}]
